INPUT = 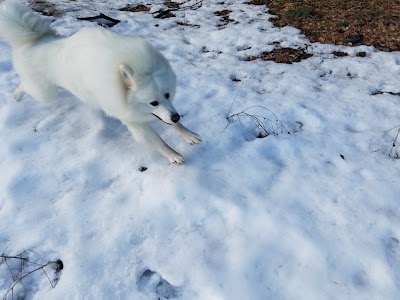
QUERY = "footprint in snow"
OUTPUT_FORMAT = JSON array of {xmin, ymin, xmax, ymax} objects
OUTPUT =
[
  {"xmin": 0, "ymin": 60, "xmax": 12, "ymax": 72},
  {"xmin": 384, "ymin": 237, "xmax": 400, "ymax": 287},
  {"xmin": 137, "ymin": 269, "xmax": 179, "ymax": 299}
]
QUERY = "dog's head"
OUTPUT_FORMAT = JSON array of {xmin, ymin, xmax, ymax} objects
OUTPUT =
[{"xmin": 119, "ymin": 59, "xmax": 179, "ymax": 125}]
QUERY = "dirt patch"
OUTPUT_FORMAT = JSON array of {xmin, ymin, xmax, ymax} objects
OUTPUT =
[
  {"xmin": 214, "ymin": 9, "xmax": 232, "ymax": 16},
  {"xmin": 245, "ymin": 0, "xmax": 268, "ymax": 4},
  {"xmin": 332, "ymin": 51, "xmax": 348, "ymax": 57},
  {"xmin": 177, "ymin": 21, "xmax": 200, "ymax": 28},
  {"xmin": 246, "ymin": 48, "xmax": 312, "ymax": 64},
  {"xmin": 214, "ymin": 10, "xmax": 235, "ymax": 27},
  {"xmin": 259, "ymin": 0, "xmax": 400, "ymax": 51},
  {"xmin": 119, "ymin": 4, "xmax": 151, "ymax": 13},
  {"xmin": 153, "ymin": 1, "xmax": 202, "ymax": 19},
  {"xmin": 29, "ymin": 0, "xmax": 63, "ymax": 17},
  {"xmin": 164, "ymin": 1, "xmax": 181, "ymax": 9}
]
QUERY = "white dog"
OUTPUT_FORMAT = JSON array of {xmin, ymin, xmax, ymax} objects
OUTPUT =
[{"xmin": 0, "ymin": 1, "xmax": 201, "ymax": 164}]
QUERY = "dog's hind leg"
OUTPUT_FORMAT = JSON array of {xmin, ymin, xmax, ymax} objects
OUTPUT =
[
  {"xmin": 22, "ymin": 80, "xmax": 58, "ymax": 103},
  {"xmin": 13, "ymin": 84, "xmax": 25, "ymax": 102},
  {"xmin": 173, "ymin": 123, "xmax": 202, "ymax": 145},
  {"xmin": 126, "ymin": 122, "xmax": 184, "ymax": 164}
]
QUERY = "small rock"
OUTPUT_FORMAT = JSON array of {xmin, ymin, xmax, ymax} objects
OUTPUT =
[
  {"xmin": 356, "ymin": 51, "xmax": 367, "ymax": 57},
  {"xmin": 138, "ymin": 166, "xmax": 148, "ymax": 172},
  {"xmin": 344, "ymin": 34, "xmax": 364, "ymax": 45}
]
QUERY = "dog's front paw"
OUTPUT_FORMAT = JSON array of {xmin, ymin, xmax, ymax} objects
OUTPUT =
[
  {"xmin": 13, "ymin": 85, "xmax": 24, "ymax": 102},
  {"xmin": 174, "ymin": 124, "xmax": 202, "ymax": 145},
  {"xmin": 165, "ymin": 148, "xmax": 184, "ymax": 164},
  {"xmin": 183, "ymin": 131, "xmax": 202, "ymax": 145}
]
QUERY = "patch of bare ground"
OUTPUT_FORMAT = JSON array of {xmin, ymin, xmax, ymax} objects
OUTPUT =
[
  {"xmin": 214, "ymin": 9, "xmax": 235, "ymax": 27},
  {"xmin": 29, "ymin": 0, "xmax": 62, "ymax": 17},
  {"xmin": 164, "ymin": 1, "xmax": 181, "ymax": 9},
  {"xmin": 119, "ymin": 4, "xmax": 151, "ymax": 13},
  {"xmin": 253, "ymin": 0, "xmax": 400, "ymax": 51},
  {"xmin": 246, "ymin": 48, "xmax": 312, "ymax": 63}
]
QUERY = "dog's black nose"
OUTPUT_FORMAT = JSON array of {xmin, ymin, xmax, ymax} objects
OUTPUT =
[{"xmin": 171, "ymin": 113, "xmax": 180, "ymax": 123}]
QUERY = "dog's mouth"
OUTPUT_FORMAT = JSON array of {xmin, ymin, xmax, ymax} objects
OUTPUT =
[{"xmin": 151, "ymin": 113, "xmax": 173, "ymax": 125}]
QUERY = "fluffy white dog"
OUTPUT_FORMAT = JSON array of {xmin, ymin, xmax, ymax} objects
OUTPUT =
[{"xmin": 0, "ymin": 0, "xmax": 201, "ymax": 164}]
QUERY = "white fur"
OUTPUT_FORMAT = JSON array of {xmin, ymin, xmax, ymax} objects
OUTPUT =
[{"xmin": 0, "ymin": 0, "xmax": 201, "ymax": 164}]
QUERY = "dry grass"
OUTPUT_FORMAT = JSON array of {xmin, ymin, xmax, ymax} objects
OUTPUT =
[
  {"xmin": 119, "ymin": 4, "xmax": 151, "ymax": 13},
  {"xmin": 260, "ymin": 0, "xmax": 400, "ymax": 51},
  {"xmin": 246, "ymin": 48, "xmax": 312, "ymax": 63}
]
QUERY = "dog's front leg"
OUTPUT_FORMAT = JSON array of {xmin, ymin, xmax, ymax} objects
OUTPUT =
[
  {"xmin": 173, "ymin": 123, "xmax": 202, "ymax": 145},
  {"xmin": 126, "ymin": 122, "xmax": 184, "ymax": 164},
  {"xmin": 13, "ymin": 84, "xmax": 25, "ymax": 102}
]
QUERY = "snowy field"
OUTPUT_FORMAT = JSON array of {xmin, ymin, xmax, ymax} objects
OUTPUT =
[{"xmin": 1, "ymin": 0, "xmax": 400, "ymax": 299}]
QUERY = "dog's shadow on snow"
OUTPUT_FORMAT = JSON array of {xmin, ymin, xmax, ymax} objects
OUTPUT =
[{"xmin": 97, "ymin": 112, "xmax": 127, "ymax": 141}]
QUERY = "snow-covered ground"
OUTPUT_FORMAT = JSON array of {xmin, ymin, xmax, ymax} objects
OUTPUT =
[{"xmin": 1, "ymin": 0, "xmax": 400, "ymax": 299}]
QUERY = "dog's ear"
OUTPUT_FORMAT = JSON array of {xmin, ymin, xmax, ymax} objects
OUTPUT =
[{"xmin": 119, "ymin": 64, "xmax": 136, "ymax": 89}]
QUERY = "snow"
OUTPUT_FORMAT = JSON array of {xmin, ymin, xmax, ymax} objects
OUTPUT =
[{"xmin": 1, "ymin": 0, "xmax": 400, "ymax": 299}]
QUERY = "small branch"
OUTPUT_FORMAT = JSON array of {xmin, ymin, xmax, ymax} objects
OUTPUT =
[
  {"xmin": 371, "ymin": 90, "xmax": 400, "ymax": 96},
  {"xmin": 153, "ymin": 0, "xmax": 203, "ymax": 19},
  {"xmin": 42, "ymin": 268, "xmax": 55, "ymax": 289},
  {"xmin": 226, "ymin": 105, "xmax": 302, "ymax": 138},
  {"xmin": 3, "ymin": 262, "xmax": 52, "ymax": 300},
  {"xmin": 4, "ymin": 259, "xmax": 15, "ymax": 281},
  {"xmin": 0, "ymin": 254, "xmax": 63, "ymax": 300},
  {"xmin": 78, "ymin": 13, "xmax": 120, "ymax": 27},
  {"xmin": 369, "ymin": 124, "xmax": 400, "ymax": 159},
  {"xmin": 226, "ymin": 81, "xmax": 244, "ymax": 119},
  {"xmin": 1, "ymin": 255, "xmax": 29, "ymax": 261},
  {"xmin": 389, "ymin": 127, "xmax": 400, "ymax": 159}
]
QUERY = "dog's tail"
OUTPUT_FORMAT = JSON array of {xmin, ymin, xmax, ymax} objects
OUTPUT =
[{"xmin": 0, "ymin": 0, "xmax": 55, "ymax": 47}]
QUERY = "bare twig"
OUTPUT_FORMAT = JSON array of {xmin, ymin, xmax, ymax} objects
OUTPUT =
[
  {"xmin": 4, "ymin": 259, "xmax": 15, "ymax": 281},
  {"xmin": 389, "ymin": 126, "xmax": 400, "ymax": 159},
  {"xmin": 371, "ymin": 90, "xmax": 400, "ymax": 96},
  {"xmin": 226, "ymin": 105, "xmax": 302, "ymax": 138},
  {"xmin": 226, "ymin": 81, "xmax": 244, "ymax": 118},
  {"xmin": 1, "ymin": 256, "xmax": 29, "ymax": 261},
  {"xmin": 369, "ymin": 124, "xmax": 400, "ymax": 159},
  {"xmin": 77, "ymin": 13, "xmax": 120, "ymax": 27},
  {"xmin": 153, "ymin": 0, "xmax": 203, "ymax": 19},
  {"xmin": 3, "ymin": 262, "xmax": 50, "ymax": 300},
  {"xmin": 0, "ymin": 253, "xmax": 63, "ymax": 300},
  {"xmin": 42, "ymin": 268, "xmax": 55, "ymax": 288}
]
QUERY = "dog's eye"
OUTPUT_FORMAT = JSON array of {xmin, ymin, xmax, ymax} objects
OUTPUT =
[
  {"xmin": 165, "ymin": 93, "xmax": 170, "ymax": 100},
  {"xmin": 150, "ymin": 101, "xmax": 159, "ymax": 106}
]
